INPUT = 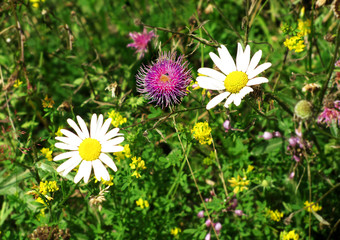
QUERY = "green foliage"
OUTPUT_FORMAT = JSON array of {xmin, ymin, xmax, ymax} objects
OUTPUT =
[{"xmin": 0, "ymin": 0, "xmax": 339, "ymax": 239}]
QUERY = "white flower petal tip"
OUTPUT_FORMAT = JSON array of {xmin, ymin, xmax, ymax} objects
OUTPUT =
[
  {"xmin": 54, "ymin": 113, "xmax": 125, "ymax": 183},
  {"xmin": 199, "ymin": 43, "xmax": 271, "ymax": 110}
]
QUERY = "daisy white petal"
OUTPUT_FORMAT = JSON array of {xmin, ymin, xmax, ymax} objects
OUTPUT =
[
  {"xmin": 197, "ymin": 68, "xmax": 226, "ymax": 81},
  {"xmin": 246, "ymin": 77, "xmax": 269, "ymax": 86},
  {"xmin": 54, "ymin": 151, "xmax": 78, "ymax": 161},
  {"xmin": 247, "ymin": 62, "xmax": 272, "ymax": 79},
  {"xmin": 103, "ymin": 137, "xmax": 125, "ymax": 146},
  {"xmin": 236, "ymin": 43, "xmax": 245, "ymax": 71},
  {"xmin": 60, "ymin": 129, "xmax": 82, "ymax": 142},
  {"xmin": 246, "ymin": 50, "xmax": 262, "ymax": 75},
  {"xmin": 238, "ymin": 86, "xmax": 254, "ymax": 99},
  {"xmin": 99, "ymin": 153, "xmax": 118, "ymax": 172},
  {"xmin": 209, "ymin": 52, "xmax": 230, "ymax": 76},
  {"xmin": 61, "ymin": 156, "xmax": 82, "ymax": 177},
  {"xmin": 90, "ymin": 114, "xmax": 98, "ymax": 139},
  {"xmin": 217, "ymin": 45, "xmax": 236, "ymax": 74},
  {"xmin": 67, "ymin": 118, "xmax": 86, "ymax": 140},
  {"xmin": 94, "ymin": 114, "xmax": 104, "ymax": 138},
  {"xmin": 57, "ymin": 154, "xmax": 81, "ymax": 173},
  {"xmin": 55, "ymin": 142, "xmax": 78, "ymax": 151},
  {"xmin": 76, "ymin": 116, "xmax": 90, "ymax": 139},
  {"xmin": 92, "ymin": 159, "xmax": 110, "ymax": 181},
  {"xmin": 101, "ymin": 145, "xmax": 124, "ymax": 153},
  {"xmin": 206, "ymin": 92, "xmax": 231, "ymax": 110},
  {"xmin": 240, "ymin": 45, "xmax": 250, "ymax": 72},
  {"xmin": 197, "ymin": 76, "xmax": 225, "ymax": 90},
  {"xmin": 74, "ymin": 160, "xmax": 92, "ymax": 183},
  {"xmin": 96, "ymin": 118, "xmax": 112, "ymax": 141},
  {"xmin": 55, "ymin": 136, "xmax": 82, "ymax": 147},
  {"xmin": 224, "ymin": 94, "xmax": 236, "ymax": 108},
  {"xmin": 101, "ymin": 128, "xmax": 122, "ymax": 142},
  {"xmin": 233, "ymin": 95, "xmax": 242, "ymax": 106}
]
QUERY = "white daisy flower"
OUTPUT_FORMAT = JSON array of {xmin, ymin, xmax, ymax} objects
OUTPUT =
[
  {"xmin": 54, "ymin": 113, "xmax": 124, "ymax": 184},
  {"xmin": 197, "ymin": 43, "xmax": 271, "ymax": 109}
]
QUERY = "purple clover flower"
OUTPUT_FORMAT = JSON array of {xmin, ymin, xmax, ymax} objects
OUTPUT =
[
  {"xmin": 127, "ymin": 28, "xmax": 155, "ymax": 59},
  {"xmin": 136, "ymin": 52, "xmax": 192, "ymax": 108}
]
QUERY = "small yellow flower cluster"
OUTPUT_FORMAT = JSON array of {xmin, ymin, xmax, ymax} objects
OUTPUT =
[
  {"xmin": 108, "ymin": 110, "xmax": 127, "ymax": 127},
  {"xmin": 297, "ymin": 19, "xmax": 311, "ymax": 37},
  {"xmin": 30, "ymin": 0, "xmax": 45, "ymax": 8},
  {"xmin": 170, "ymin": 227, "xmax": 181, "ymax": 236},
  {"xmin": 39, "ymin": 181, "xmax": 59, "ymax": 195},
  {"xmin": 13, "ymin": 79, "xmax": 23, "ymax": 88},
  {"xmin": 280, "ymin": 230, "xmax": 299, "ymax": 240},
  {"xmin": 267, "ymin": 209, "xmax": 284, "ymax": 222},
  {"xmin": 304, "ymin": 201, "xmax": 322, "ymax": 212},
  {"xmin": 40, "ymin": 148, "xmax": 53, "ymax": 161},
  {"xmin": 191, "ymin": 122, "xmax": 212, "ymax": 145},
  {"xmin": 283, "ymin": 19, "xmax": 310, "ymax": 53},
  {"xmin": 42, "ymin": 95, "xmax": 55, "ymax": 108},
  {"xmin": 130, "ymin": 156, "xmax": 147, "ymax": 178},
  {"xmin": 95, "ymin": 175, "xmax": 114, "ymax": 186},
  {"xmin": 136, "ymin": 198, "xmax": 149, "ymax": 209},
  {"xmin": 55, "ymin": 126, "xmax": 63, "ymax": 137},
  {"xmin": 228, "ymin": 175, "xmax": 250, "ymax": 194},
  {"xmin": 113, "ymin": 144, "xmax": 131, "ymax": 161},
  {"xmin": 284, "ymin": 36, "xmax": 305, "ymax": 53}
]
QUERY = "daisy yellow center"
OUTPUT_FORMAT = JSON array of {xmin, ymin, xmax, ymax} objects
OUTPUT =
[
  {"xmin": 224, "ymin": 71, "xmax": 248, "ymax": 93},
  {"xmin": 78, "ymin": 138, "xmax": 101, "ymax": 161},
  {"xmin": 160, "ymin": 74, "xmax": 171, "ymax": 82}
]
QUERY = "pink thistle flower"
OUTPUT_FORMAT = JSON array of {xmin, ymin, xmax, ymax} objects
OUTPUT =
[
  {"xmin": 136, "ymin": 52, "xmax": 192, "ymax": 108},
  {"xmin": 317, "ymin": 100, "xmax": 340, "ymax": 126},
  {"xmin": 127, "ymin": 28, "xmax": 155, "ymax": 59}
]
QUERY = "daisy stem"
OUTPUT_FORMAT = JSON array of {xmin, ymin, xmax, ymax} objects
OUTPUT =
[
  {"xmin": 244, "ymin": 0, "xmax": 250, "ymax": 46},
  {"xmin": 172, "ymin": 113, "xmax": 220, "ymax": 240}
]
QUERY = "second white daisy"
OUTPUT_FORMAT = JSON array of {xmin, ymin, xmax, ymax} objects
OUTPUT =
[
  {"xmin": 197, "ymin": 43, "xmax": 271, "ymax": 109},
  {"xmin": 54, "ymin": 113, "xmax": 124, "ymax": 184}
]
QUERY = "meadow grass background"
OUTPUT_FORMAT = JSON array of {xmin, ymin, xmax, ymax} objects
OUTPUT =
[{"xmin": 0, "ymin": 0, "xmax": 340, "ymax": 239}]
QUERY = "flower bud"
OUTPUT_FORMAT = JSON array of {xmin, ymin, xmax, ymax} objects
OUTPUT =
[
  {"xmin": 214, "ymin": 222, "xmax": 222, "ymax": 231},
  {"xmin": 231, "ymin": 198, "xmax": 238, "ymax": 209},
  {"xmin": 223, "ymin": 120, "xmax": 231, "ymax": 132},
  {"xmin": 205, "ymin": 219, "xmax": 212, "ymax": 227},
  {"xmin": 289, "ymin": 172, "xmax": 295, "ymax": 179},
  {"xmin": 197, "ymin": 210, "xmax": 204, "ymax": 218},
  {"xmin": 205, "ymin": 233, "xmax": 211, "ymax": 240},
  {"xmin": 235, "ymin": 209, "xmax": 243, "ymax": 216},
  {"xmin": 274, "ymin": 131, "xmax": 281, "ymax": 137},
  {"xmin": 293, "ymin": 155, "xmax": 300, "ymax": 162},
  {"xmin": 294, "ymin": 100, "xmax": 313, "ymax": 119},
  {"xmin": 262, "ymin": 131, "xmax": 273, "ymax": 140},
  {"xmin": 288, "ymin": 137, "xmax": 297, "ymax": 147}
]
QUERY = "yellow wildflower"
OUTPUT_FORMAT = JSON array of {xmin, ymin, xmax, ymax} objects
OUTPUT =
[
  {"xmin": 113, "ymin": 144, "xmax": 131, "ymax": 161},
  {"xmin": 191, "ymin": 122, "xmax": 212, "ymax": 145},
  {"xmin": 304, "ymin": 201, "xmax": 322, "ymax": 212},
  {"xmin": 136, "ymin": 198, "xmax": 149, "ymax": 209},
  {"xmin": 30, "ymin": 0, "xmax": 45, "ymax": 8},
  {"xmin": 55, "ymin": 126, "xmax": 63, "ymax": 137},
  {"xmin": 42, "ymin": 95, "xmax": 55, "ymax": 108},
  {"xmin": 13, "ymin": 79, "xmax": 23, "ymax": 88},
  {"xmin": 170, "ymin": 227, "xmax": 181, "ymax": 236},
  {"xmin": 40, "ymin": 148, "xmax": 53, "ymax": 161},
  {"xmin": 228, "ymin": 175, "xmax": 250, "ymax": 194},
  {"xmin": 39, "ymin": 181, "xmax": 59, "ymax": 195},
  {"xmin": 130, "ymin": 156, "xmax": 147, "ymax": 178},
  {"xmin": 95, "ymin": 175, "xmax": 114, "ymax": 186},
  {"xmin": 284, "ymin": 36, "xmax": 305, "ymax": 53},
  {"xmin": 108, "ymin": 110, "xmax": 127, "ymax": 127},
  {"xmin": 297, "ymin": 19, "xmax": 311, "ymax": 37},
  {"xmin": 280, "ymin": 230, "xmax": 299, "ymax": 240},
  {"xmin": 246, "ymin": 165, "xmax": 254, "ymax": 173},
  {"xmin": 267, "ymin": 209, "xmax": 284, "ymax": 222}
]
